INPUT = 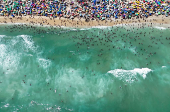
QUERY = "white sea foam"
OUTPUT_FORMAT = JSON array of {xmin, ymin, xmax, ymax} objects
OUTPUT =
[
  {"xmin": 11, "ymin": 37, "xmax": 19, "ymax": 46},
  {"xmin": 79, "ymin": 54, "xmax": 90, "ymax": 61},
  {"xmin": 0, "ymin": 44, "xmax": 7, "ymax": 58},
  {"xmin": 4, "ymin": 103, "xmax": 9, "ymax": 107},
  {"xmin": 129, "ymin": 47, "xmax": 136, "ymax": 54},
  {"xmin": 91, "ymin": 26, "xmax": 111, "ymax": 29},
  {"xmin": 19, "ymin": 35, "xmax": 36, "ymax": 52},
  {"xmin": 0, "ymin": 34, "xmax": 39, "ymax": 75},
  {"xmin": 154, "ymin": 26, "xmax": 166, "ymax": 30},
  {"xmin": 107, "ymin": 68, "xmax": 152, "ymax": 83},
  {"xmin": 69, "ymin": 51, "xmax": 75, "ymax": 52},
  {"xmin": 54, "ymin": 67, "xmax": 110, "ymax": 102},
  {"xmin": 57, "ymin": 106, "xmax": 61, "ymax": 111},
  {"xmin": 78, "ymin": 23, "xmax": 131, "ymax": 30},
  {"xmin": 0, "ymin": 44, "xmax": 20, "ymax": 73},
  {"xmin": 0, "ymin": 35, "xmax": 5, "ymax": 41},
  {"xmin": 27, "ymin": 54, "xmax": 33, "ymax": 56},
  {"xmin": 65, "ymin": 108, "xmax": 73, "ymax": 111},
  {"xmin": 37, "ymin": 58, "xmax": 51, "ymax": 69},
  {"xmin": 80, "ymin": 28, "xmax": 87, "ymax": 30},
  {"xmin": 45, "ymin": 75, "xmax": 51, "ymax": 83},
  {"xmin": 162, "ymin": 66, "xmax": 166, "ymax": 68}
]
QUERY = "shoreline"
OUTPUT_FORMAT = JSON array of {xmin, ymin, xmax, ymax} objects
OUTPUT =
[{"xmin": 0, "ymin": 16, "xmax": 170, "ymax": 28}]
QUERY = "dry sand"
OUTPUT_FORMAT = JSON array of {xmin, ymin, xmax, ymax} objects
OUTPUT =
[{"xmin": 0, "ymin": 15, "xmax": 170, "ymax": 28}]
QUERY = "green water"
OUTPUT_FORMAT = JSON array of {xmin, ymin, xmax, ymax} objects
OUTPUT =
[{"xmin": 0, "ymin": 24, "xmax": 170, "ymax": 112}]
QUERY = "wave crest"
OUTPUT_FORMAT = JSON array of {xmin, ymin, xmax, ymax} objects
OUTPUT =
[{"xmin": 107, "ymin": 68, "xmax": 152, "ymax": 83}]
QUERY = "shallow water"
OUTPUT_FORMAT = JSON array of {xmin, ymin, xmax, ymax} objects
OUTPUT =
[{"xmin": 0, "ymin": 24, "xmax": 170, "ymax": 112}]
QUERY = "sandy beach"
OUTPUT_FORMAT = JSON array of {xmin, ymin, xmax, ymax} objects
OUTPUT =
[{"xmin": 0, "ymin": 15, "xmax": 170, "ymax": 28}]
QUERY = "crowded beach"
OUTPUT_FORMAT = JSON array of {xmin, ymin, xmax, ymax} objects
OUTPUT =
[{"xmin": 0, "ymin": 0, "xmax": 170, "ymax": 27}]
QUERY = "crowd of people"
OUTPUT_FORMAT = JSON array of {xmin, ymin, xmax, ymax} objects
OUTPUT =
[{"xmin": 0, "ymin": 0, "xmax": 170, "ymax": 20}]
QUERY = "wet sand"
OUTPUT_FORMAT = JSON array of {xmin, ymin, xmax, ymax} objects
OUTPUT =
[{"xmin": 0, "ymin": 15, "xmax": 170, "ymax": 28}]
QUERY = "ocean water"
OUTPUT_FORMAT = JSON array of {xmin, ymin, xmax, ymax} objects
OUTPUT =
[{"xmin": 0, "ymin": 23, "xmax": 170, "ymax": 112}]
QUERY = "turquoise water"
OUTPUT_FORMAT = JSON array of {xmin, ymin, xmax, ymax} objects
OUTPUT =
[{"xmin": 0, "ymin": 24, "xmax": 170, "ymax": 112}]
